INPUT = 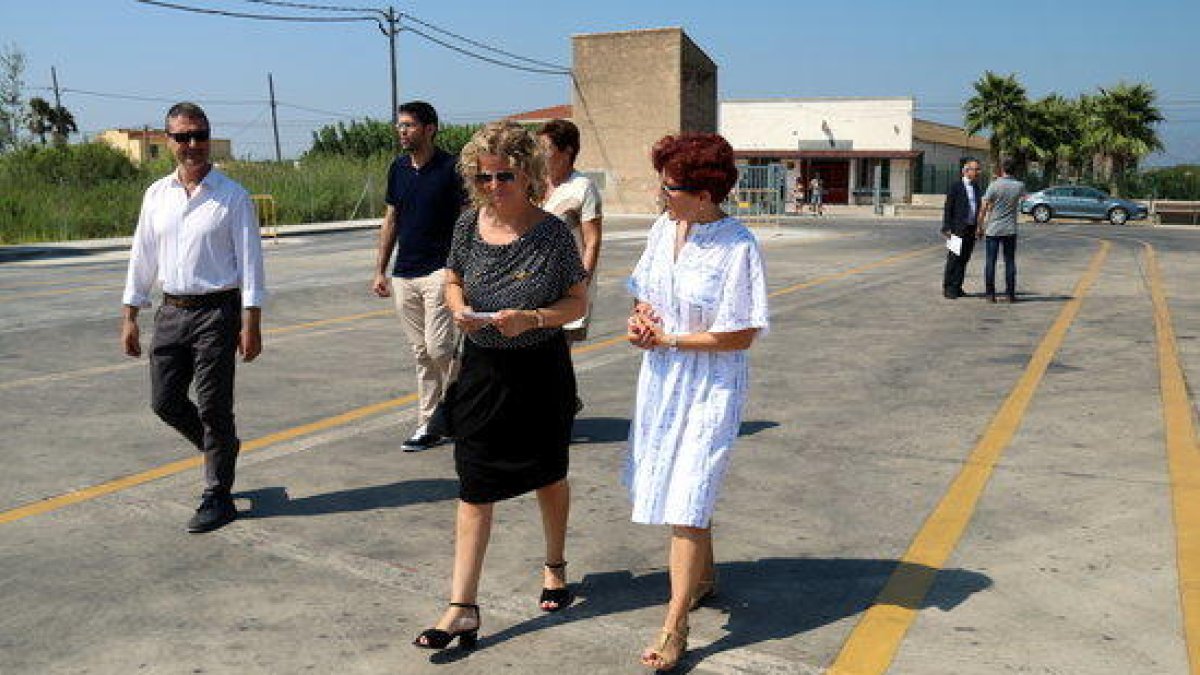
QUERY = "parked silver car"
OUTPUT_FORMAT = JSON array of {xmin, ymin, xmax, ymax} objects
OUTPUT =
[{"xmin": 1020, "ymin": 185, "xmax": 1148, "ymax": 225}]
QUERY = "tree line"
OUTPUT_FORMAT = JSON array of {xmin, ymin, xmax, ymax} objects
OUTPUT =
[
  {"xmin": 963, "ymin": 71, "xmax": 1163, "ymax": 194},
  {"xmin": 0, "ymin": 45, "xmax": 78, "ymax": 149}
]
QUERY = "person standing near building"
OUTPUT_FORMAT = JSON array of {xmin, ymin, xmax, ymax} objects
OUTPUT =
[
  {"xmin": 537, "ymin": 119, "xmax": 602, "ymax": 344},
  {"xmin": 808, "ymin": 173, "xmax": 824, "ymax": 215},
  {"xmin": 976, "ymin": 157, "xmax": 1025, "ymax": 303},
  {"xmin": 372, "ymin": 101, "xmax": 466, "ymax": 451},
  {"xmin": 120, "ymin": 102, "xmax": 266, "ymax": 534},
  {"xmin": 940, "ymin": 158, "xmax": 982, "ymax": 299},
  {"xmin": 792, "ymin": 176, "xmax": 806, "ymax": 215}
]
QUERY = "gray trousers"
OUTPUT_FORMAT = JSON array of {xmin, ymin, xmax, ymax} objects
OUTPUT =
[{"xmin": 150, "ymin": 298, "xmax": 241, "ymax": 497}]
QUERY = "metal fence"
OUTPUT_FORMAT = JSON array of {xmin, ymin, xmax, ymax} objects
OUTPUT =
[
  {"xmin": 914, "ymin": 165, "xmax": 961, "ymax": 196},
  {"xmin": 726, "ymin": 164, "xmax": 788, "ymax": 216}
]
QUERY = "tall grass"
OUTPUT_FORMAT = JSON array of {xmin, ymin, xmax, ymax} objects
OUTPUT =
[{"xmin": 0, "ymin": 143, "xmax": 392, "ymax": 244}]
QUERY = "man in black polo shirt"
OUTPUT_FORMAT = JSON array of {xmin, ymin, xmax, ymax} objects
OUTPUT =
[{"xmin": 372, "ymin": 101, "xmax": 465, "ymax": 451}]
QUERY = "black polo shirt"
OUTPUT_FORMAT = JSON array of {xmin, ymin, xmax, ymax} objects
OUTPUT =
[{"xmin": 385, "ymin": 148, "xmax": 465, "ymax": 278}]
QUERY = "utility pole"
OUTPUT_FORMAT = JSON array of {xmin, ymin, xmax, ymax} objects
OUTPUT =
[
  {"xmin": 268, "ymin": 72, "xmax": 281, "ymax": 162},
  {"xmin": 50, "ymin": 66, "xmax": 62, "ymax": 110},
  {"xmin": 383, "ymin": 6, "xmax": 399, "ymax": 121}
]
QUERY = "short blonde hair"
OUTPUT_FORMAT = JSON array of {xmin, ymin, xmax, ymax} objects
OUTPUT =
[{"xmin": 458, "ymin": 121, "xmax": 547, "ymax": 209}]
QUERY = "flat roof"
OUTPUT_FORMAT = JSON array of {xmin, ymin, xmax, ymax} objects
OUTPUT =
[
  {"xmin": 722, "ymin": 96, "xmax": 916, "ymax": 103},
  {"xmin": 736, "ymin": 149, "xmax": 922, "ymax": 160}
]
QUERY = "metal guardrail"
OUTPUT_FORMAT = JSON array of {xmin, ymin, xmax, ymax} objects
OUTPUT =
[
  {"xmin": 1151, "ymin": 200, "xmax": 1200, "ymax": 225},
  {"xmin": 251, "ymin": 194, "xmax": 278, "ymax": 241}
]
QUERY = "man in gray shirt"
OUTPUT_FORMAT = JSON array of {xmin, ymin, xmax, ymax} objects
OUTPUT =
[{"xmin": 976, "ymin": 157, "xmax": 1026, "ymax": 303}]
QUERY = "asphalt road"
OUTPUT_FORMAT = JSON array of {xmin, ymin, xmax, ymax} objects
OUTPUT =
[{"xmin": 1, "ymin": 216, "xmax": 1198, "ymax": 674}]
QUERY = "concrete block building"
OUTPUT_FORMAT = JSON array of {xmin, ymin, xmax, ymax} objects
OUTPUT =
[
  {"xmin": 571, "ymin": 27, "xmax": 717, "ymax": 214},
  {"xmin": 97, "ymin": 128, "xmax": 233, "ymax": 165}
]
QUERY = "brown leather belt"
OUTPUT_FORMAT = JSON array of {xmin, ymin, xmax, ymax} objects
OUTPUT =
[{"xmin": 162, "ymin": 288, "xmax": 240, "ymax": 309}]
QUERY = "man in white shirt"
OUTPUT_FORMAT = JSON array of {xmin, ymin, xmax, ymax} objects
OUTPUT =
[{"xmin": 120, "ymin": 102, "xmax": 267, "ymax": 533}]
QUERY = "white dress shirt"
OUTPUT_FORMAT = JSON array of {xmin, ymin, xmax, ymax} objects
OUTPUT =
[
  {"xmin": 963, "ymin": 176, "xmax": 978, "ymax": 224},
  {"xmin": 122, "ymin": 167, "xmax": 267, "ymax": 308}
]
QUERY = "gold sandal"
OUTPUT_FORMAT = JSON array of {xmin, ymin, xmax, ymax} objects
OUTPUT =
[{"xmin": 640, "ymin": 627, "xmax": 688, "ymax": 671}]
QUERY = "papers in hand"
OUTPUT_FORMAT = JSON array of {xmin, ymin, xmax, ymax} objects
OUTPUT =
[
  {"xmin": 946, "ymin": 235, "xmax": 963, "ymax": 256},
  {"xmin": 461, "ymin": 311, "xmax": 497, "ymax": 321}
]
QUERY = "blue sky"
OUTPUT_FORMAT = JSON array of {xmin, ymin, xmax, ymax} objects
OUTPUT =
[{"xmin": 4, "ymin": 0, "xmax": 1198, "ymax": 163}]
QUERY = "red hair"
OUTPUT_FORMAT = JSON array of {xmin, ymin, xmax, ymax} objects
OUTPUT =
[{"xmin": 651, "ymin": 133, "xmax": 739, "ymax": 203}]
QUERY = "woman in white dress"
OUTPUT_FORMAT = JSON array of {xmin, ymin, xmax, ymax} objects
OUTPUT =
[{"xmin": 625, "ymin": 133, "xmax": 769, "ymax": 671}]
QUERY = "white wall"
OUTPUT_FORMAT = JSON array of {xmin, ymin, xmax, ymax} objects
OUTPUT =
[{"xmin": 720, "ymin": 98, "xmax": 914, "ymax": 152}]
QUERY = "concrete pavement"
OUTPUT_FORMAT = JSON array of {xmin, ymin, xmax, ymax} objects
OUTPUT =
[{"xmin": 1, "ymin": 217, "xmax": 1198, "ymax": 674}]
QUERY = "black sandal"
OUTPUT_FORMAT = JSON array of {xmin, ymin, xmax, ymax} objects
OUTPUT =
[
  {"xmin": 412, "ymin": 602, "xmax": 480, "ymax": 650},
  {"xmin": 539, "ymin": 561, "xmax": 574, "ymax": 612}
]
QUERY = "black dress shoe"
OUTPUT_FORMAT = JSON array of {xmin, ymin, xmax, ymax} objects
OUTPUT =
[
  {"xmin": 187, "ymin": 494, "xmax": 236, "ymax": 533},
  {"xmin": 402, "ymin": 430, "xmax": 442, "ymax": 452}
]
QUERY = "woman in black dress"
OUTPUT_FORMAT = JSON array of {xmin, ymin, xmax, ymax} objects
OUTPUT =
[{"xmin": 413, "ymin": 121, "xmax": 588, "ymax": 651}]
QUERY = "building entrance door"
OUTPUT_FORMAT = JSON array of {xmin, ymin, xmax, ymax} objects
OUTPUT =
[
  {"xmin": 802, "ymin": 160, "xmax": 850, "ymax": 205},
  {"xmin": 728, "ymin": 163, "xmax": 788, "ymax": 216}
]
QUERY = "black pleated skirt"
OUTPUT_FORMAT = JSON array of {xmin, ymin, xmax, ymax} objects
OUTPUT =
[{"xmin": 450, "ymin": 332, "xmax": 576, "ymax": 504}]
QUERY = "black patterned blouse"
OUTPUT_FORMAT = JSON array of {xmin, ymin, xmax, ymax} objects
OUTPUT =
[{"xmin": 447, "ymin": 209, "xmax": 587, "ymax": 349}]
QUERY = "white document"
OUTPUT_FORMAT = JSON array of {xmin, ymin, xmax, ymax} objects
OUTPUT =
[
  {"xmin": 461, "ymin": 311, "xmax": 497, "ymax": 321},
  {"xmin": 946, "ymin": 235, "xmax": 963, "ymax": 256}
]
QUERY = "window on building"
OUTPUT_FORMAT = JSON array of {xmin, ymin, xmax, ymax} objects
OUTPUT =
[{"xmin": 149, "ymin": 145, "xmax": 160, "ymax": 159}]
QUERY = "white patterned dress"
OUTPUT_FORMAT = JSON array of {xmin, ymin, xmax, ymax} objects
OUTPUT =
[{"xmin": 624, "ymin": 214, "xmax": 769, "ymax": 527}]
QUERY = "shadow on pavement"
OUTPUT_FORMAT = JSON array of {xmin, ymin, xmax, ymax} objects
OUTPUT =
[
  {"xmin": 571, "ymin": 418, "xmax": 779, "ymax": 445},
  {"xmin": 429, "ymin": 557, "xmax": 990, "ymax": 669},
  {"xmin": 959, "ymin": 291, "xmax": 1074, "ymax": 303},
  {"xmin": 234, "ymin": 478, "xmax": 458, "ymax": 518}
]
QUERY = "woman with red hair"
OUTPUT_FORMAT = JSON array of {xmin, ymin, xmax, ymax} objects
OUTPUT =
[{"xmin": 625, "ymin": 133, "xmax": 769, "ymax": 670}]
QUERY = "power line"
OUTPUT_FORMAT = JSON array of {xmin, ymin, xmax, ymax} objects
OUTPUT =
[
  {"xmin": 136, "ymin": 0, "xmax": 377, "ymax": 24},
  {"xmin": 277, "ymin": 101, "xmax": 359, "ymax": 118},
  {"xmin": 400, "ymin": 13, "xmax": 568, "ymax": 71},
  {"xmin": 402, "ymin": 25, "xmax": 570, "ymax": 75},
  {"xmin": 237, "ymin": 0, "xmax": 378, "ymax": 13}
]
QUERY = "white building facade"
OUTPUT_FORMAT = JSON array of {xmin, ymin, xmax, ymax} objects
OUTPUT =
[{"xmin": 720, "ymin": 97, "xmax": 988, "ymax": 205}]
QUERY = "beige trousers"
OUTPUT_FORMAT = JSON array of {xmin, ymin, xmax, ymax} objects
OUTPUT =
[{"xmin": 393, "ymin": 269, "xmax": 458, "ymax": 426}]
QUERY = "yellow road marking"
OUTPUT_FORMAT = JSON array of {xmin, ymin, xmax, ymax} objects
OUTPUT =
[
  {"xmin": 827, "ymin": 240, "xmax": 1111, "ymax": 675},
  {"xmin": 264, "ymin": 309, "xmax": 391, "ymax": 335},
  {"xmin": 0, "ymin": 394, "xmax": 418, "ymax": 526},
  {"xmin": 0, "ymin": 283, "xmax": 113, "ymax": 302},
  {"xmin": 1143, "ymin": 243, "xmax": 1200, "ymax": 674},
  {"xmin": 769, "ymin": 246, "xmax": 933, "ymax": 297},
  {"xmin": 0, "ymin": 310, "xmax": 395, "ymax": 391},
  {"xmin": 0, "ymin": 244, "xmax": 938, "ymax": 526}
]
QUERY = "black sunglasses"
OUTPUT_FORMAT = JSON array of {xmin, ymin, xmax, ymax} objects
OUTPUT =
[
  {"xmin": 167, "ymin": 130, "xmax": 211, "ymax": 144},
  {"xmin": 474, "ymin": 171, "xmax": 517, "ymax": 184}
]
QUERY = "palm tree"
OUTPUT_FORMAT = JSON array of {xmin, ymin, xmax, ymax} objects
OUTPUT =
[
  {"xmin": 964, "ymin": 71, "xmax": 1031, "ymax": 172},
  {"xmin": 26, "ymin": 96, "xmax": 52, "ymax": 145},
  {"xmin": 48, "ymin": 104, "xmax": 77, "ymax": 145},
  {"xmin": 1082, "ymin": 83, "xmax": 1164, "ymax": 189},
  {"xmin": 1028, "ymin": 94, "xmax": 1082, "ymax": 184}
]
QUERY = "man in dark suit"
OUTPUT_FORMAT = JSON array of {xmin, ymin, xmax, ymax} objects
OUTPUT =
[{"xmin": 941, "ymin": 158, "xmax": 983, "ymax": 298}]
